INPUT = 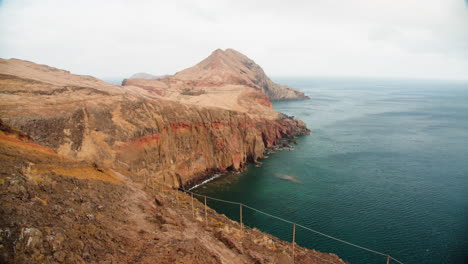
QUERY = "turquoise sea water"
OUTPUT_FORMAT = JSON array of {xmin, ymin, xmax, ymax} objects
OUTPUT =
[{"xmin": 193, "ymin": 78, "xmax": 468, "ymax": 264}]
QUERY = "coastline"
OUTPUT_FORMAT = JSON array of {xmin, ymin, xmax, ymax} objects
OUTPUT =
[
  {"xmin": 182, "ymin": 134, "xmax": 307, "ymax": 190},
  {"xmin": 0, "ymin": 56, "xmax": 333, "ymax": 264}
]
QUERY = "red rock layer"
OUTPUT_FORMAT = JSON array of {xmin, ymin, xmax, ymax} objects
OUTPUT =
[
  {"xmin": 0, "ymin": 58, "xmax": 309, "ymax": 188},
  {"xmin": 3, "ymin": 93, "xmax": 308, "ymax": 188}
]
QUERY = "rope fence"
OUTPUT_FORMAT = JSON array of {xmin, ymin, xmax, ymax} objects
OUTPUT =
[{"xmin": 150, "ymin": 180, "xmax": 404, "ymax": 264}]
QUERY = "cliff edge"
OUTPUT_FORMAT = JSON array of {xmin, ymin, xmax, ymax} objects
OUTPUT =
[
  {"xmin": 0, "ymin": 56, "xmax": 308, "ymax": 188},
  {"xmin": 0, "ymin": 121, "xmax": 344, "ymax": 264},
  {"xmin": 0, "ymin": 53, "xmax": 349, "ymax": 264}
]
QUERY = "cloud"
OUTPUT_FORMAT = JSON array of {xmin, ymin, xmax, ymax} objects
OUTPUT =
[{"xmin": 0, "ymin": 0, "xmax": 467, "ymax": 80}]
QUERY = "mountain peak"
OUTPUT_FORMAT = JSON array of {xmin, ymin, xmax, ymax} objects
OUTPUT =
[
  {"xmin": 207, "ymin": 48, "xmax": 246, "ymax": 62},
  {"xmin": 174, "ymin": 49, "xmax": 308, "ymax": 100},
  {"xmin": 211, "ymin": 48, "xmax": 225, "ymax": 55},
  {"xmin": 210, "ymin": 48, "xmax": 238, "ymax": 54}
]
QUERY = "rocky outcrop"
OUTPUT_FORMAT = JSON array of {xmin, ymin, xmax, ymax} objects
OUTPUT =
[
  {"xmin": 2, "ymin": 94, "xmax": 308, "ymax": 187},
  {"xmin": 173, "ymin": 49, "xmax": 309, "ymax": 100},
  {"xmin": 0, "ymin": 59, "xmax": 309, "ymax": 188},
  {"xmin": 124, "ymin": 49, "xmax": 309, "ymax": 108},
  {"xmin": 0, "ymin": 123, "xmax": 343, "ymax": 264},
  {"xmin": 0, "ymin": 55, "xmax": 344, "ymax": 263}
]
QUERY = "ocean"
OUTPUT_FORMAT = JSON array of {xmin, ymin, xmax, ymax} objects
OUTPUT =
[{"xmin": 193, "ymin": 78, "xmax": 468, "ymax": 264}]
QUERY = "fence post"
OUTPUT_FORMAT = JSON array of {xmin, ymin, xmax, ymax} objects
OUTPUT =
[
  {"xmin": 204, "ymin": 196, "xmax": 208, "ymax": 226},
  {"xmin": 292, "ymin": 223, "xmax": 296, "ymax": 263},
  {"xmin": 191, "ymin": 192, "xmax": 194, "ymax": 217},
  {"xmin": 386, "ymin": 255, "xmax": 390, "ymax": 264},
  {"xmin": 240, "ymin": 203, "xmax": 243, "ymax": 232}
]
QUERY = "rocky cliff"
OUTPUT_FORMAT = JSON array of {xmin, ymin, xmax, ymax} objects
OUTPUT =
[
  {"xmin": 0, "ymin": 54, "xmax": 349, "ymax": 264},
  {"xmin": 0, "ymin": 121, "xmax": 344, "ymax": 264},
  {"xmin": 0, "ymin": 58, "xmax": 308, "ymax": 188}
]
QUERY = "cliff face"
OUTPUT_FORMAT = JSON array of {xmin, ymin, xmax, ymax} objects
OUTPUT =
[
  {"xmin": 0, "ymin": 55, "xmax": 341, "ymax": 263},
  {"xmin": 8, "ymin": 98, "xmax": 307, "ymax": 187},
  {"xmin": 0, "ymin": 122, "xmax": 343, "ymax": 264},
  {"xmin": 0, "ymin": 58, "xmax": 309, "ymax": 188}
]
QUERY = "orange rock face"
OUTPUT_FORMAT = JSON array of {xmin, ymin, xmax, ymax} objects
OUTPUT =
[
  {"xmin": 0, "ymin": 120, "xmax": 343, "ymax": 264},
  {"xmin": 0, "ymin": 52, "xmax": 350, "ymax": 264},
  {"xmin": 0, "ymin": 51, "xmax": 309, "ymax": 188}
]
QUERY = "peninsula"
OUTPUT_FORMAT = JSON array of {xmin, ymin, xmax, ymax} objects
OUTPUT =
[{"xmin": 0, "ymin": 49, "xmax": 345, "ymax": 263}]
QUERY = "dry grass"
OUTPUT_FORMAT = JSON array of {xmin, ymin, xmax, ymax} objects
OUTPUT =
[{"xmin": 0, "ymin": 132, "xmax": 120, "ymax": 183}]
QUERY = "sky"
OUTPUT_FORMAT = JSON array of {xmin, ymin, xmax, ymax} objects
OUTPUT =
[{"xmin": 0, "ymin": 0, "xmax": 467, "ymax": 80}]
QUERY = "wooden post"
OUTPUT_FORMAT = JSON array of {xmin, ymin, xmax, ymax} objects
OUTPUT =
[
  {"xmin": 240, "ymin": 203, "xmax": 243, "ymax": 232},
  {"xmin": 292, "ymin": 223, "xmax": 296, "ymax": 263},
  {"xmin": 386, "ymin": 255, "xmax": 390, "ymax": 264},
  {"xmin": 204, "ymin": 196, "xmax": 207, "ymax": 226},
  {"xmin": 191, "ymin": 193, "xmax": 194, "ymax": 217}
]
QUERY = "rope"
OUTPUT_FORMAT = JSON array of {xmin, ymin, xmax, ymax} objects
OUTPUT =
[
  {"xmin": 163, "ymin": 183, "xmax": 404, "ymax": 264},
  {"xmin": 184, "ymin": 189, "xmax": 241, "ymax": 205},
  {"xmin": 242, "ymin": 204, "xmax": 403, "ymax": 263},
  {"xmin": 205, "ymin": 195, "xmax": 242, "ymax": 205}
]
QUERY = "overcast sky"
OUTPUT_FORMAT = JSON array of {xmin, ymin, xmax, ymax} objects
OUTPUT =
[{"xmin": 0, "ymin": 0, "xmax": 467, "ymax": 80}]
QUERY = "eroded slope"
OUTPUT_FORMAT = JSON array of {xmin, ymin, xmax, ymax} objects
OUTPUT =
[
  {"xmin": 0, "ymin": 122, "xmax": 345, "ymax": 264},
  {"xmin": 0, "ymin": 59, "xmax": 308, "ymax": 187}
]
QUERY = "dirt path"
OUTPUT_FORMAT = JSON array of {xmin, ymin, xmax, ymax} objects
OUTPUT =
[{"xmin": 111, "ymin": 170, "xmax": 159, "ymax": 233}]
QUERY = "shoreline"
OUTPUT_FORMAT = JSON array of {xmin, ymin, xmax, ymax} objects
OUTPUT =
[{"xmin": 182, "ymin": 136, "xmax": 304, "ymax": 190}]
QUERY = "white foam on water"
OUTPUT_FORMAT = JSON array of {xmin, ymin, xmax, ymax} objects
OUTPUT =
[{"xmin": 189, "ymin": 173, "xmax": 222, "ymax": 190}]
